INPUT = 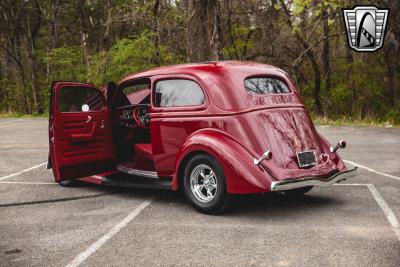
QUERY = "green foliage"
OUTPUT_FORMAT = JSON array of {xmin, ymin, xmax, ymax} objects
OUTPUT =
[
  {"xmin": 292, "ymin": 0, "xmax": 312, "ymax": 16},
  {"xmin": 88, "ymin": 32, "xmax": 183, "ymax": 84},
  {"xmin": 331, "ymin": 85, "xmax": 352, "ymax": 104},
  {"xmin": 41, "ymin": 46, "xmax": 86, "ymax": 81},
  {"xmin": 223, "ymin": 25, "xmax": 254, "ymax": 59},
  {"xmin": 0, "ymin": 0, "xmax": 398, "ymax": 126},
  {"xmin": 385, "ymin": 108, "xmax": 400, "ymax": 125}
]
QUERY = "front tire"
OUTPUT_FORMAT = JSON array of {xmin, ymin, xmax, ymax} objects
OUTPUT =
[{"xmin": 183, "ymin": 154, "xmax": 230, "ymax": 215}]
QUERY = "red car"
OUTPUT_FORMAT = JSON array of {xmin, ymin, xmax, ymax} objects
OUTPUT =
[{"xmin": 48, "ymin": 61, "xmax": 357, "ymax": 214}]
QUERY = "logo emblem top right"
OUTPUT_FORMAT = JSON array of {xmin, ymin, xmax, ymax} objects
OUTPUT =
[{"xmin": 343, "ymin": 6, "xmax": 389, "ymax": 52}]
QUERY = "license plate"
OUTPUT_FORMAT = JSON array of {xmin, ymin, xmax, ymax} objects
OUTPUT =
[{"xmin": 296, "ymin": 150, "xmax": 317, "ymax": 168}]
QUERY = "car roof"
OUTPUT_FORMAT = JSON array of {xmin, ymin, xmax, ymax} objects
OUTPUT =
[
  {"xmin": 120, "ymin": 61, "xmax": 297, "ymax": 111},
  {"xmin": 120, "ymin": 61, "xmax": 282, "ymax": 82}
]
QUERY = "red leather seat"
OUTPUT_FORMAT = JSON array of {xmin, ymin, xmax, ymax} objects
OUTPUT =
[{"xmin": 134, "ymin": 143, "xmax": 153, "ymax": 161}]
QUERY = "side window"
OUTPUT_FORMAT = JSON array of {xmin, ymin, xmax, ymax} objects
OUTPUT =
[
  {"xmin": 154, "ymin": 79, "xmax": 205, "ymax": 107},
  {"xmin": 244, "ymin": 77, "xmax": 290, "ymax": 95},
  {"xmin": 58, "ymin": 86, "xmax": 105, "ymax": 112},
  {"xmin": 123, "ymin": 82, "xmax": 150, "ymax": 95}
]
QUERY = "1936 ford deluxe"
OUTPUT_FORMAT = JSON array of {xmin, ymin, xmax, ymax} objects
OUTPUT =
[{"xmin": 48, "ymin": 61, "xmax": 357, "ymax": 214}]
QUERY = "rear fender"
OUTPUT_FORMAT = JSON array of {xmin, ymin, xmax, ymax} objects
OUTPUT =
[{"xmin": 173, "ymin": 129, "xmax": 274, "ymax": 194}]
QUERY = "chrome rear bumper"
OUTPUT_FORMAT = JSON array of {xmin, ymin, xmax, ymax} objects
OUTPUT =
[{"xmin": 270, "ymin": 167, "xmax": 358, "ymax": 191}]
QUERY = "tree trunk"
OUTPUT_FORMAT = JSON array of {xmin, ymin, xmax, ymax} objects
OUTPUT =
[
  {"xmin": 185, "ymin": 0, "xmax": 195, "ymax": 61},
  {"xmin": 384, "ymin": 50, "xmax": 396, "ymax": 107},
  {"xmin": 186, "ymin": 0, "xmax": 221, "ymax": 62},
  {"xmin": 207, "ymin": 0, "xmax": 222, "ymax": 60},
  {"xmin": 279, "ymin": 0, "xmax": 323, "ymax": 115},
  {"xmin": 26, "ymin": 2, "xmax": 44, "ymax": 114},
  {"xmin": 322, "ymin": 8, "xmax": 331, "ymax": 111},
  {"xmin": 346, "ymin": 46, "xmax": 356, "ymax": 114},
  {"xmin": 78, "ymin": 0, "xmax": 91, "ymax": 70},
  {"xmin": 152, "ymin": 0, "xmax": 161, "ymax": 65},
  {"xmin": 226, "ymin": 0, "xmax": 239, "ymax": 59}
]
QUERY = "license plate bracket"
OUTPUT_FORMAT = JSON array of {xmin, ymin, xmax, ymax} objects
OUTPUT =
[{"xmin": 296, "ymin": 150, "xmax": 317, "ymax": 168}]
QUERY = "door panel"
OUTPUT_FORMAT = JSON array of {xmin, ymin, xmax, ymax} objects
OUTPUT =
[{"xmin": 49, "ymin": 82, "xmax": 116, "ymax": 182}]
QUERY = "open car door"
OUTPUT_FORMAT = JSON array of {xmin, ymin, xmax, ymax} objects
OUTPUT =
[{"xmin": 49, "ymin": 82, "xmax": 116, "ymax": 182}]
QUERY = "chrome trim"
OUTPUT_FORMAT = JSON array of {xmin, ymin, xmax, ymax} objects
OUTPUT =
[
  {"xmin": 190, "ymin": 164, "xmax": 218, "ymax": 203},
  {"xmin": 117, "ymin": 165, "xmax": 159, "ymax": 179},
  {"xmin": 330, "ymin": 140, "xmax": 346, "ymax": 153},
  {"xmin": 254, "ymin": 150, "xmax": 272, "ymax": 165},
  {"xmin": 270, "ymin": 167, "xmax": 358, "ymax": 191}
]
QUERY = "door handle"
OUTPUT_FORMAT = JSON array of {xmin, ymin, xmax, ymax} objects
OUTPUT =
[{"xmin": 85, "ymin": 115, "xmax": 92, "ymax": 123}]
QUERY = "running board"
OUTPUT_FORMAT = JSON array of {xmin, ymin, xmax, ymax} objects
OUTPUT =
[
  {"xmin": 117, "ymin": 165, "xmax": 159, "ymax": 179},
  {"xmin": 102, "ymin": 176, "xmax": 171, "ymax": 190}
]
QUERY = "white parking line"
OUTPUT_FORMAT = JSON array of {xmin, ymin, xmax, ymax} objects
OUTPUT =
[
  {"xmin": 367, "ymin": 184, "xmax": 400, "ymax": 241},
  {"xmin": 335, "ymin": 183, "xmax": 400, "ymax": 242},
  {"xmin": 0, "ymin": 162, "xmax": 48, "ymax": 181},
  {"xmin": 344, "ymin": 159, "xmax": 400, "ymax": 181},
  {"xmin": 65, "ymin": 198, "xmax": 155, "ymax": 267}
]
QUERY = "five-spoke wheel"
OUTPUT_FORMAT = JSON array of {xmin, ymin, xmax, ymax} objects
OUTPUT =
[
  {"xmin": 184, "ymin": 154, "xmax": 230, "ymax": 214},
  {"xmin": 190, "ymin": 164, "xmax": 218, "ymax": 203}
]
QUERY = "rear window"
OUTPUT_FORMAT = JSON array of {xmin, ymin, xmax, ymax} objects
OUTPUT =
[{"xmin": 244, "ymin": 77, "xmax": 290, "ymax": 95}]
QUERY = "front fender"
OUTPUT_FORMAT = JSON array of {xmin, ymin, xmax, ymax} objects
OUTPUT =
[{"xmin": 172, "ymin": 129, "xmax": 274, "ymax": 194}]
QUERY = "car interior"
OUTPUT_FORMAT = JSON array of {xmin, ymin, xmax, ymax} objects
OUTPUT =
[{"xmin": 110, "ymin": 79, "xmax": 156, "ymax": 177}]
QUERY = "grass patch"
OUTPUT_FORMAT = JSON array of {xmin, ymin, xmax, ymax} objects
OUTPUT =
[
  {"xmin": 312, "ymin": 116, "xmax": 399, "ymax": 128},
  {"xmin": 0, "ymin": 113, "xmax": 48, "ymax": 119}
]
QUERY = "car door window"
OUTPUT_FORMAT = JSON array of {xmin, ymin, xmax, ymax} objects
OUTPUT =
[
  {"xmin": 154, "ymin": 79, "xmax": 205, "ymax": 107},
  {"xmin": 58, "ymin": 86, "xmax": 105, "ymax": 112}
]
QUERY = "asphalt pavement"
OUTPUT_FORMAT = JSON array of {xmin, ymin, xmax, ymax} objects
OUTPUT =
[{"xmin": 0, "ymin": 118, "xmax": 399, "ymax": 267}]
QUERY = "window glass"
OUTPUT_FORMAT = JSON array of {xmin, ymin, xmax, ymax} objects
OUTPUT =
[
  {"xmin": 244, "ymin": 77, "xmax": 290, "ymax": 95},
  {"xmin": 123, "ymin": 82, "xmax": 150, "ymax": 95},
  {"xmin": 58, "ymin": 86, "xmax": 105, "ymax": 112},
  {"xmin": 155, "ymin": 79, "xmax": 205, "ymax": 107}
]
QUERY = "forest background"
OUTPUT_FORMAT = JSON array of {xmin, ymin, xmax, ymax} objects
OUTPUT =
[{"xmin": 0, "ymin": 0, "xmax": 399, "ymax": 125}]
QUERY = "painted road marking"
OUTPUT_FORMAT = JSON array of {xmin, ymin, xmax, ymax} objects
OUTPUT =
[
  {"xmin": 335, "ymin": 183, "xmax": 400, "ymax": 242},
  {"xmin": 0, "ymin": 162, "xmax": 48, "ymax": 181},
  {"xmin": 0, "ymin": 181, "xmax": 55, "ymax": 185},
  {"xmin": 367, "ymin": 184, "xmax": 400, "ymax": 241},
  {"xmin": 344, "ymin": 159, "xmax": 400, "ymax": 181},
  {"xmin": 65, "ymin": 198, "xmax": 155, "ymax": 267},
  {"xmin": 0, "ymin": 193, "xmax": 113, "ymax": 208}
]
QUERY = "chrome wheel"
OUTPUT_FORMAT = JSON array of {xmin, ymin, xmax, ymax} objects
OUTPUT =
[{"xmin": 190, "ymin": 164, "xmax": 218, "ymax": 203}]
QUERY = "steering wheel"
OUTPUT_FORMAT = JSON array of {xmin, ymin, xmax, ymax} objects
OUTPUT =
[{"xmin": 132, "ymin": 106, "xmax": 149, "ymax": 129}]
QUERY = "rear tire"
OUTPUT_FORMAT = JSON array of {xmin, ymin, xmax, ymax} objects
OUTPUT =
[
  {"xmin": 183, "ymin": 154, "xmax": 230, "ymax": 215},
  {"xmin": 58, "ymin": 180, "xmax": 80, "ymax": 187},
  {"xmin": 283, "ymin": 186, "xmax": 313, "ymax": 196}
]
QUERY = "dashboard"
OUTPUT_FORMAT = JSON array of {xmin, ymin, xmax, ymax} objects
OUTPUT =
[{"xmin": 115, "ymin": 104, "xmax": 150, "ymax": 129}]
